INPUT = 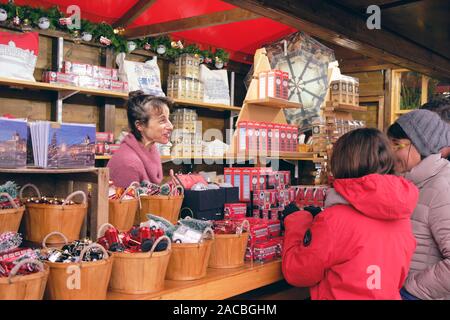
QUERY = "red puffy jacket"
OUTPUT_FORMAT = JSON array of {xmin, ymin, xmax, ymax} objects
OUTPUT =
[{"xmin": 282, "ymin": 174, "xmax": 418, "ymax": 300}]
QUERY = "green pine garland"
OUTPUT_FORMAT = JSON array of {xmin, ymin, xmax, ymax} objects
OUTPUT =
[
  {"xmin": 0, "ymin": 181, "xmax": 19, "ymax": 201},
  {"xmin": 0, "ymin": 3, "xmax": 230, "ymax": 65}
]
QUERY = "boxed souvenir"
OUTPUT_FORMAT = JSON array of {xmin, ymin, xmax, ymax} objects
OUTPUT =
[
  {"xmin": 62, "ymin": 61, "xmax": 93, "ymax": 77},
  {"xmin": 43, "ymin": 71, "xmax": 77, "ymax": 86}
]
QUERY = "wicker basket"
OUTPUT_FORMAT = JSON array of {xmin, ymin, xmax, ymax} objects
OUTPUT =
[
  {"xmin": 165, "ymin": 228, "xmax": 214, "ymax": 281},
  {"xmin": 20, "ymin": 184, "xmax": 88, "ymax": 245},
  {"xmin": 209, "ymin": 220, "xmax": 250, "ymax": 269},
  {"xmin": 0, "ymin": 259, "xmax": 49, "ymax": 300},
  {"xmin": 42, "ymin": 232, "xmax": 113, "ymax": 300},
  {"xmin": 137, "ymin": 194, "xmax": 183, "ymax": 225},
  {"xmin": 0, "ymin": 192, "xmax": 25, "ymax": 234}
]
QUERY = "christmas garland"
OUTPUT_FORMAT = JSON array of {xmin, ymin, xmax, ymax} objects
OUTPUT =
[{"xmin": 0, "ymin": 3, "xmax": 230, "ymax": 67}]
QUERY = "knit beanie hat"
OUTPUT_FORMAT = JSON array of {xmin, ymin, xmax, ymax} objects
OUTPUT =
[{"xmin": 396, "ymin": 109, "xmax": 450, "ymax": 157}]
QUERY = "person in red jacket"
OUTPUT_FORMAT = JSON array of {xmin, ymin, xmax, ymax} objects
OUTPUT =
[{"xmin": 282, "ymin": 128, "xmax": 419, "ymax": 300}]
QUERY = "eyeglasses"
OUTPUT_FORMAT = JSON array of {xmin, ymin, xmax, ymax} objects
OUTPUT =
[{"xmin": 391, "ymin": 142, "xmax": 411, "ymax": 151}]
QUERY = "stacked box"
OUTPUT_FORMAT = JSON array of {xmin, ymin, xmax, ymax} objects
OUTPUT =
[
  {"xmin": 170, "ymin": 108, "xmax": 201, "ymax": 157},
  {"xmin": 258, "ymin": 69, "xmax": 290, "ymax": 100}
]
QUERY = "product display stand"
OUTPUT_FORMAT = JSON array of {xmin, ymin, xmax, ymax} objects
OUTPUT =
[
  {"xmin": 0, "ymin": 167, "xmax": 109, "ymax": 240},
  {"xmin": 227, "ymin": 48, "xmax": 305, "ymax": 163}
]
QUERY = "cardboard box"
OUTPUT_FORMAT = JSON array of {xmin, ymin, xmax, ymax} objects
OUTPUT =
[
  {"xmin": 62, "ymin": 61, "xmax": 93, "ymax": 77},
  {"xmin": 267, "ymin": 70, "xmax": 276, "ymax": 98},
  {"xmin": 224, "ymin": 203, "xmax": 247, "ymax": 220},
  {"xmin": 43, "ymin": 71, "xmax": 78, "ymax": 86},
  {"xmin": 259, "ymin": 122, "xmax": 268, "ymax": 154},
  {"xmin": 182, "ymin": 188, "xmax": 226, "ymax": 221}
]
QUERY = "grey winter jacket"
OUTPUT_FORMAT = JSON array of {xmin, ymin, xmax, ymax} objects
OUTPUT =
[{"xmin": 403, "ymin": 154, "xmax": 450, "ymax": 300}]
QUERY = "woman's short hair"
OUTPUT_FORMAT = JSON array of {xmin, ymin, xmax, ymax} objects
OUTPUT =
[
  {"xmin": 127, "ymin": 90, "xmax": 173, "ymax": 141},
  {"xmin": 331, "ymin": 128, "xmax": 395, "ymax": 179}
]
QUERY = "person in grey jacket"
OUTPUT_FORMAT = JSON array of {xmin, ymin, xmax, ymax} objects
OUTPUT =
[{"xmin": 387, "ymin": 109, "xmax": 450, "ymax": 300}]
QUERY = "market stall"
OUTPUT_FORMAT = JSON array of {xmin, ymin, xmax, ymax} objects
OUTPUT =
[{"xmin": 0, "ymin": 0, "xmax": 448, "ymax": 301}]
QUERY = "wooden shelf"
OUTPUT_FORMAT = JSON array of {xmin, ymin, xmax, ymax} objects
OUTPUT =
[
  {"xmin": 107, "ymin": 259, "xmax": 283, "ymax": 300},
  {"xmin": 0, "ymin": 77, "xmax": 128, "ymax": 99},
  {"xmin": 0, "ymin": 77, "xmax": 241, "ymax": 112},
  {"xmin": 395, "ymin": 109, "xmax": 414, "ymax": 114},
  {"xmin": 325, "ymin": 101, "xmax": 367, "ymax": 112},
  {"xmin": 173, "ymin": 99, "xmax": 241, "ymax": 112},
  {"xmin": 0, "ymin": 167, "xmax": 98, "ymax": 174},
  {"xmin": 95, "ymin": 155, "xmax": 113, "ymax": 160},
  {"xmin": 245, "ymin": 97, "xmax": 302, "ymax": 109}
]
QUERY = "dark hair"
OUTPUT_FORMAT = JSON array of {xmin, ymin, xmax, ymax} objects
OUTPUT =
[
  {"xmin": 386, "ymin": 122, "xmax": 409, "ymax": 140},
  {"xmin": 127, "ymin": 90, "xmax": 173, "ymax": 141},
  {"xmin": 330, "ymin": 128, "xmax": 395, "ymax": 179},
  {"xmin": 420, "ymin": 95, "xmax": 450, "ymax": 123}
]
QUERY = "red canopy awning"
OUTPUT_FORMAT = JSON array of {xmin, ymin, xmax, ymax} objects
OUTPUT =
[{"xmin": 5, "ymin": 0, "xmax": 296, "ymax": 63}]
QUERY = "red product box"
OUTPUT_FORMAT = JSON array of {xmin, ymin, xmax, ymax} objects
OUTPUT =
[
  {"xmin": 304, "ymin": 187, "xmax": 315, "ymax": 206},
  {"xmin": 78, "ymin": 75, "xmax": 99, "ymax": 89},
  {"xmin": 98, "ymin": 78, "xmax": 112, "ymax": 90},
  {"xmin": 289, "ymin": 186, "xmax": 296, "ymax": 203},
  {"xmin": 272, "ymin": 236, "xmax": 284, "ymax": 257},
  {"xmin": 246, "ymin": 218, "xmax": 269, "ymax": 245},
  {"xmin": 122, "ymin": 82, "xmax": 129, "ymax": 92},
  {"xmin": 247, "ymin": 121, "xmax": 257, "ymax": 152},
  {"xmin": 250, "ymin": 239, "xmax": 278, "ymax": 262},
  {"xmin": 282, "ymin": 71, "xmax": 290, "ymax": 100},
  {"xmin": 63, "ymin": 61, "xmax": 93, "ymax": 77},
  {"xmin": 43, "ymin": 71, "xmax": 78, "ymax": 86},
  {"xmin": 280, "ymin": 171, "xmax": 291, "ymax": 186},
  {"xmin": 272, "ymin": 124, "xmax": 281, "ymax": 154},
  {"xmin": 286, "ymin": 125, "xmax": 293, "ymax": 152},
  {"xmin": 275, "ymin": 70, "xmax": 283, "ymax": 99},
  {"xmin": 259, "ymin": 122, "xmax": 268, "ymax": 155},
  {"xmin": 231, "ymin": 168, "xmax": 242, "ymax": 192},
  {"xmin": 237, "ymin": 121, "xmax": 248, "ymax": 153},
  {"xmin": 314, "ymin": 187, "xmax": 327, "ymax": 207},
  {"xmin": 241, "ymin": 168, "xmax": 252, "ymax": 202},
  {"xmin": 267, "ymin": 70, "xmax": 276, "ymax": 98},
  {"xmin": 95, "ymin": 142, "xmax": 105, "ymax": 155},
  {"xmin": 270, "ymin": 207, "xmax": 280, "ymax": 221},
  {"xmin": 266, "ymin": 122, "xmax": 274, "ymax": 155},
  {"xmin": 268, "ymin": 220, "xmax": 281, "ymax": 238},
  {"xmin": 254, "ymin": 122, "xmax": 261, "ymax": 152},
  {"xmin": 224, "ymin": 203, "xmax": 247, "ymax": 220},
  {"xmin": 111, "ymin": 80, "xmax": 124, "ymax": 92},
  {"xmin": 96, "ymin": 132, "xmax": 114, "ymax": 143},
  {"xmin": 93, "ymin": 66, "xmax": 112, "ymax": 80},
  {"xmin": 295, "ymin": 186, "xmax": 306, "ymax": 207},
  {"xmin": 280, "ymin": 124, "xmax": 288, "ymax": 152},
  {"xmin": 224, "ymin": 167, "xmax": 233, "ymax": 186},
  {"xmin": 292, "ymin": 126, "xmax": 298, "ymax": 152}
]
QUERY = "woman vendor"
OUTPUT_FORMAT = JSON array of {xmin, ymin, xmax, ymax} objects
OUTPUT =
[{"xmin": 107, "ymin": 90, "xmax": 174, "ymax": 188}]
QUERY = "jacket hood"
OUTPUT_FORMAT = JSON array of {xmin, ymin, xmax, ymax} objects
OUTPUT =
[{"xmin": 331, "ymin": 174, "xmax": 419, "ymax": 221}]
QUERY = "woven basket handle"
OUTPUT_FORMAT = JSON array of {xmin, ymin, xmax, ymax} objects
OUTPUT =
[
  {"xmin": 202, "ymin": 227, "xmax": 215, "ymax": 240},
  {"xmin": 237, "ymin": 219, "xmax": 250, "ymax": 236},
  {"xmin": 19, "ymin": 183, "xmax": 41, "ymax": 200},
  {"xmin": 79, "ymin": 243, "xmax": 109, "ymax": 263},
  {"xmin": 42, "ymin": 231, "xmax": 69, "ymax": 249},
  {"xmin": 0, "ymin": 192, "xmax": 19, "ymax": 209},
  {"xmin": 119, "ymin": 184, "xmax": 137, "ymax": 202},
  {"xmin": 173, "ymin": 185, "xmax": 184, "ymax": 196},
  {"xmin": 62, "ymin": 191, "xmax": 87, "ymax": 206},
  {"xmin": 149, "ymin": 235, "xmax": 171, "ymax": 258},
  {"xmin": 8, "ymin": 259, "xmax": 44, "ymax": 284},
  {"xmin": 180, "ymin": 207, "xmax": 194, "ymax": 219},
  {"xmin": 97, "ymin": 223, "xmax": 117, "ymax": 239}
]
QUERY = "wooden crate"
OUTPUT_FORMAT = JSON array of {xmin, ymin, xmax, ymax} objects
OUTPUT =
[{"xmin": 0, "ymin": 168, "xmax": 109, "ymax": 240}]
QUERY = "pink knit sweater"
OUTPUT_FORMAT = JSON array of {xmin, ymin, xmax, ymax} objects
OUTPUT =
[{"xmin": 107, "ymin": 133, "xmax": 163, "ymax": 188}]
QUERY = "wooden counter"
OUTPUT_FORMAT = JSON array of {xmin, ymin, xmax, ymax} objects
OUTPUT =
[{"xmin": 107, "ymin": 259, "xmax": 283, "ymax": 300}]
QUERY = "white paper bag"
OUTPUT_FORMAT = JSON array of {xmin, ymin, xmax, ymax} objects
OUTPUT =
[
  {"xmin": 200, "ymin": 64, "xmax": 230, "ymax": 105},
  {"xmin": 116, "ymin": 52, "xmax": 165, "ymax": 96}
]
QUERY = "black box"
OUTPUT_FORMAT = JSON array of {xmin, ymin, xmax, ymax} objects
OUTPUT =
[
  {"xmin": 181, "ymin": 188, "xmax": 226, "ymax": 221},
  {"xmin": 223, "ymin": 187, "xmax": 239, "ymax": 203}
]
